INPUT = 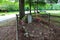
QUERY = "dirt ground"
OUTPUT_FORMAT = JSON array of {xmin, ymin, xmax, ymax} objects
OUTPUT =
[
  {"xmin": 0, "ymin": 17, "xmax": 60, "ymax": 40},
  {"xmin": 18, "ymin": 21, "xmax": 60, "ymax": 40},
  {"xmin": 0, "ymin": 18, "xmax": 16, "ymax": 40}
]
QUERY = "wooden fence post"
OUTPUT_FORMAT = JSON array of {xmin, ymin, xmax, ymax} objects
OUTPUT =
[{"xmin": 16, "ymin": 14, "xmax": 18, "ymax": 40}]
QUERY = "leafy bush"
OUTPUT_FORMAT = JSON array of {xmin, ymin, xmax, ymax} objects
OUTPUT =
[
  {"xmin": 7, "ymin": 2, "xmax": 19, "ymax": 11},
  {"xmin": 53, "ymin": 4, "xmax": 60, "ymax": 10},
  {"xmin": 0, "ymin": 2, "xmax": 19, "ymax": 12}
]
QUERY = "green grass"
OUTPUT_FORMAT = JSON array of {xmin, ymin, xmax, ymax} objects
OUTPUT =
[
  {"xmin": 0, "ymin": 11, "xmax": 19, "ymax": 16},
  {"xmin": 0, "ymin": 11, "xmax": 60, "ymax": 16},
  {"xmin": 40, "ymin": 12, "xmax": 60, "ymax": 22},
  {"xmin": 40, "ymin": 12, "xmax": 60, "ymax": 16},
  {"xmin": 50, "ymin": 13, "xmax": 60, "ymax": 16}
]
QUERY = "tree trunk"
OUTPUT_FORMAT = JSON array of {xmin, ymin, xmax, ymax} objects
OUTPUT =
[
  {"xmin": 37, "ymin": 0, "xmax": 38, "ymax": 13},
  {"xmin": 19, "ymin": 0, "xmax": 25, "ymax": 19},
  {"xmin": 29, "ymin": 0, "xmax": 31, "ymax": 15}
]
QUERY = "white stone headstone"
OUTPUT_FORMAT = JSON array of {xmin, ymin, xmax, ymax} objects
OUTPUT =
[{"xmin": 28, "ymin": 14, "xmax": 32, "ymax": 23}]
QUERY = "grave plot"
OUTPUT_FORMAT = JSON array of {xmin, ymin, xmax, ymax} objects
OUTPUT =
[{"xmin": 16, "ymin": 14, "xmax": 60, "ymax": 40}]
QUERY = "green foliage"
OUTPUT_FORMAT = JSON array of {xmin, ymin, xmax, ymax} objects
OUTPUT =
[
  {"xmin": 6, "ymin": 2, "xmax": 19, "ymax": 11},
  {"xmin": 0, "ymin": 0, "xmax": 3, "ymax": 3},
  {"xmin": 52, "ymin": 4, "xmax": 60, "ymax": 10},
  {"xmin": 0, "ymin": 3, "xmax": 19, "ymax": 12},
  {"xmin": 0, "ymin": 0, "xmax": 19, "ymax": 12},
  {"xmin": 0, "ymin": 0, "xmax": 59, "ymax": 12},
  {"xmin": 50, "ymin": 0, "xmax": 58, "ymax": 3},
  {"xmin": 45, "ymin": 4, "xmax": 51, "ymax": 10}
]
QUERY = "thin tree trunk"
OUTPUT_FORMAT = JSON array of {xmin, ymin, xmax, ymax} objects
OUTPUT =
[
  {"xmin": 19, "ymin": 0, "xmax": 25, "ymax": 19},
  {"xmin": 29, "ymin": 0, "xmax": 31, "ymax": 15},
  {"xmin": 37, "ymin": 0, "xmax": 38, "ymax": 13},
  {"xmin": 34, "ymin": 4, "xmax": 35, "ymax": 13}
]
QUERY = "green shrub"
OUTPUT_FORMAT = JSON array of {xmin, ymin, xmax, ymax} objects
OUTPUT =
[
  {"xmin": 6, "ymin": 2, "xmax": 19, "ymax": 11},
  {"xmin": 0, "ymin": 2, "xmax": 19, "ymax": 12}
]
